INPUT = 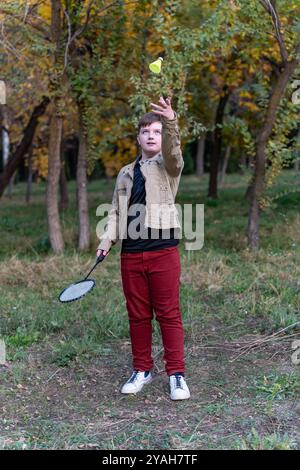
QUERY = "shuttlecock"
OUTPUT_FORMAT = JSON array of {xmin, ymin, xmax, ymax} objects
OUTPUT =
[{"xmin": 149, "ymin": 57, "xmax": 163, "ymax": 74}]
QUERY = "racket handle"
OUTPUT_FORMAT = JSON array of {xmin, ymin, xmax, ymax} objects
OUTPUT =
[
  {"xmin": 84, "ymin": 253, "xmax": 107, "ymax": 281},
  {"xmin": 96, "ymin": 253, "xmax": 106, "ymax": 263}
]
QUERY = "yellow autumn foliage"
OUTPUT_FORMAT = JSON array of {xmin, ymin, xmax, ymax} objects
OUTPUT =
[
  {"xmin": 31, "ymin": 147, "xmax": 48, "ymax": 181},
  {"xmin": 101, "ymin": 138, "xmax": 137, "ymax": 177}
]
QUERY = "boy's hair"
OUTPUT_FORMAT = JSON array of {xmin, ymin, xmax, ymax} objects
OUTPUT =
[{"xmin": 137, "ymin": 112, "xmax": 162, "ymax": 133}]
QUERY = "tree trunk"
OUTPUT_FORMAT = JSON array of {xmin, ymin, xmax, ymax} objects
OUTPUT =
[
  {"xmin": 59, "ymin": 129, "xmax": 69, "ymax": 211},
  {"xmin": 1, "ymin": 104, "xmax": 9, "ymax": 170},
  {"xmin": 46, "ymin": 0, "xmax": 65, "ymax": 254},
  {"xmin": 294, "ymin": 127, "xmax": 300, "ymax": 172},
  {"xmin": 76, "ymin": 105, "xmax": 90, "ymax": 251},
  {"xmin": 240, "ymin": 154, "xmax": 247, "ymax": 174},
  {"xmin": 26, "ymin": 146, "xmax": 33, "ymax": 204},
  {"xmin": 247, "ymin": 142, "xmax": 266, "ymax": 250},
  {"xmin": 59, "ymin": 160, "xmax": 69, "ymax": 211},
  {"xmin": 1, "ymin": 106, "xmax": 14, "ymax": 197},
  {"xmin": 247, "ymin": 59, "xmax": 299, "ymax": 250},
  {"xmin": 47, "ymin": 111, "xmax": 65, "ymax": 253},
  {"xmin": 7, "ymin": 172, "xmax": 15, "ymax": 198},
  {"xmin": 219, "ymin": 146, "xmax": 231, "ymax": 188},
  {"xmin": 196, "ymin": 132, "xmax": 206, "ymax": 176},
  {"xmin": 0, "ymin": 96, "xmax": 49, "ymax": 197},
  {"xmin": 208, "ymin": 88, "xmax": 229, "ymax": 198},
  {"xmin": 247, "ymin": 196, "xmax": 260, "ymax": 251},
  {"xmin": 245, "ymin": 178, "xmax": 254, "ymax": 202}
]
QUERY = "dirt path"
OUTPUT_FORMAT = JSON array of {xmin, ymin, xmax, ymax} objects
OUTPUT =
[{"xmin": 1, "ymin": 336, "xmax": 299, "ymax": 450}]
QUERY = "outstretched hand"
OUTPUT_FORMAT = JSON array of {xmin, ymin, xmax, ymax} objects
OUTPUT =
[{"xmin": 150, "ymin": 96, "xmax": 175, "ymax": 120}]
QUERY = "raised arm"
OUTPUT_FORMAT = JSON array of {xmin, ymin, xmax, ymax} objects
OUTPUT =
[{"xmin": 150, "ymin": 96, "xmax": 184, "ymax": 177}]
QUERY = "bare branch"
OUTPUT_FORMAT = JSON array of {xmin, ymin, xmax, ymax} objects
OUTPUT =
[
  {"xmin": 0, "ymin": 7, "xmax": 51, "ymax": 41},
  {"xmin": 23, "ymin": 1, "xmax": 30, "ymax": 23},
  {"xmin": 62, "ymin": 0, "xmax": 96, "ymax": 70},
  {"xmin": 63, "ymin": 8, "xmax": 72, "ymax": 72},
  {"xmin": 259, "ymin": 0, "xmax": 289, "ymax": 63},
  {"xmin": 27, "ymin": 0, "xmax": 47, "ymax": 11},
  {"xmin": 99, "ymin": 0, "xmax": 140, "ymax": 14},
  {"xmin": 69, "ymin": 0, "xmax": 140, "ymax": 45},
  {"xmin": 0, "ymin": 20, "xmax": 22, "ymax": 59},
  {"xmin": 68, "ymin": 0, "xmax": 96, "ymax": 45},
  {"xmin": 0, "ymin": 40, "xmax": 22, "ymax": 59},
  {"xmin": 26, "ymin": 9, "xmax": 50, "ymax": 29}
]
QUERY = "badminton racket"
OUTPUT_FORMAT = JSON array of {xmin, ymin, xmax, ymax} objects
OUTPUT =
[{"xmin": 58, "ymin": 253, "xmax": 106, "ymax": 303}]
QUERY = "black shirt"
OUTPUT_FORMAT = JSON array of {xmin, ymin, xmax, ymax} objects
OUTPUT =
[{"xmin": 121, "ymin": 155, "xmax": 180, "ymax": 253}]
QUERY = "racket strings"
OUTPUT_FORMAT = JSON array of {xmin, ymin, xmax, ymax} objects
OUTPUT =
[{"xmin": 59, "ymin": 279, "xmax": 95, "ymax": 302}]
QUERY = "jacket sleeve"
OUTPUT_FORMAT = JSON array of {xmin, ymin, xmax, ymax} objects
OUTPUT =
[
  {"xmin": 161, "ymin": 113, "xmax": 184, "ymax": 177},
  {"xmin": 97, "ymin": 175, "xmax": 120, "ymax": 253}
]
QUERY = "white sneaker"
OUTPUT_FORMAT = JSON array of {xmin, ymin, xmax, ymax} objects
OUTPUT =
[
  {"xmin": 121, "ymin": 370, "xmax": 152, "ymax": 394},
  {"xmin": 169, "ymin": 373, "xmax": 190, "ymax": 400}
]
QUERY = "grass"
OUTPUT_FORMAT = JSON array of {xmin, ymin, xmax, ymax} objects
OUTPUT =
[
  {"xmin": 0, "ymin": 170, "xmax": 300, "ymax": 449},
  {"xmin": 233, "ymin": 428, "xmax": 297, "ymax": 450}
]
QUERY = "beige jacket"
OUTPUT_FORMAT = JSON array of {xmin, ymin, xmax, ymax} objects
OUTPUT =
[{"xmin": 97, "ymin": 114, "xmax": 184, "ymax": 252}]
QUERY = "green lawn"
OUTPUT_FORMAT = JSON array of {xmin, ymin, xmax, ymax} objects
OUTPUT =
[{"xmin": 0, "ymin": 171, "xmax": 299, "ymax": 449}]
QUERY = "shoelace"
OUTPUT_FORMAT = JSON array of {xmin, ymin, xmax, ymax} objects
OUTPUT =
[
  {"xmin": 128, "ymin": 371, "xmax": 139, "ymax": 383},
  {"xmin": 174, "ymin": 375, "xmax": 183, "ymax": 389}
]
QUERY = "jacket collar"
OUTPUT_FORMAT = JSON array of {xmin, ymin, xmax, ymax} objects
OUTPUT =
[{"xmin": 122, "ymin": 152, "xmax": 163, "ymax": 177}]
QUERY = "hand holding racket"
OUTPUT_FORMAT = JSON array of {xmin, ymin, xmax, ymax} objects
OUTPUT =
[
  {"xmin": 58, "ymin": 249, "xmax": 109, "ymax": 303},
  {"xmin": 96, "ymin": 248, "xmax": 109, "ymax": 258}
]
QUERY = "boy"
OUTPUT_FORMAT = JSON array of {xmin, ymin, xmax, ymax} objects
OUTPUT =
[{"xmin": 96, "ymin": 96, "xmax": 190, "ymax": 400}]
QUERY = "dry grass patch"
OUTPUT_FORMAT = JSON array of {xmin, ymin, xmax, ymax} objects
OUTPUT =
[{"xmin": 0, "ymin": 255, "xmax": 110, "ymax": 288}]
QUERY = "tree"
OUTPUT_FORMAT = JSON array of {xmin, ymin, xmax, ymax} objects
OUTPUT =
[
  {"xmin": 0, "ymin": 0, "xmax": 51, "ymax": 197},
  {"xmin": 46, "ymin": 0, "xmax": 66, "ymax": 254},
  {"xmin": 0, "ymin": 96, "xmax": 50, "ymax": 197},
  {"xmin": 246, "ymin": 0, "xmax": 300, "ymax": 250}
]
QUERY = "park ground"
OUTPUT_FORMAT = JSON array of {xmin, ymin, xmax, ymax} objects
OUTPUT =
[{"xmin": 0, "ymin": 171, "xmax": 299, "ymax": 449}]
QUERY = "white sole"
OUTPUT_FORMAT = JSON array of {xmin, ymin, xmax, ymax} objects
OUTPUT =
[
  {"xmin": 121, "ymin": 377, "xmax": 152, "ymax": 394},
  {"xmin": 170, "ymin": 395, "xmax": 190, "ymax": 400}
]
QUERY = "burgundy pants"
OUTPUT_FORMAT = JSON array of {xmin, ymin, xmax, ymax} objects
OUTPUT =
[{"xmin": 120, "ymin": 246, "xmax": 185, "ymax": 376}]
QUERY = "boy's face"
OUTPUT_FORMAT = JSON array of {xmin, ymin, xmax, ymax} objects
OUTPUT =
[{"xmin": 137, "ymin": 121, "xmax": 162, "ymax": 157}]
